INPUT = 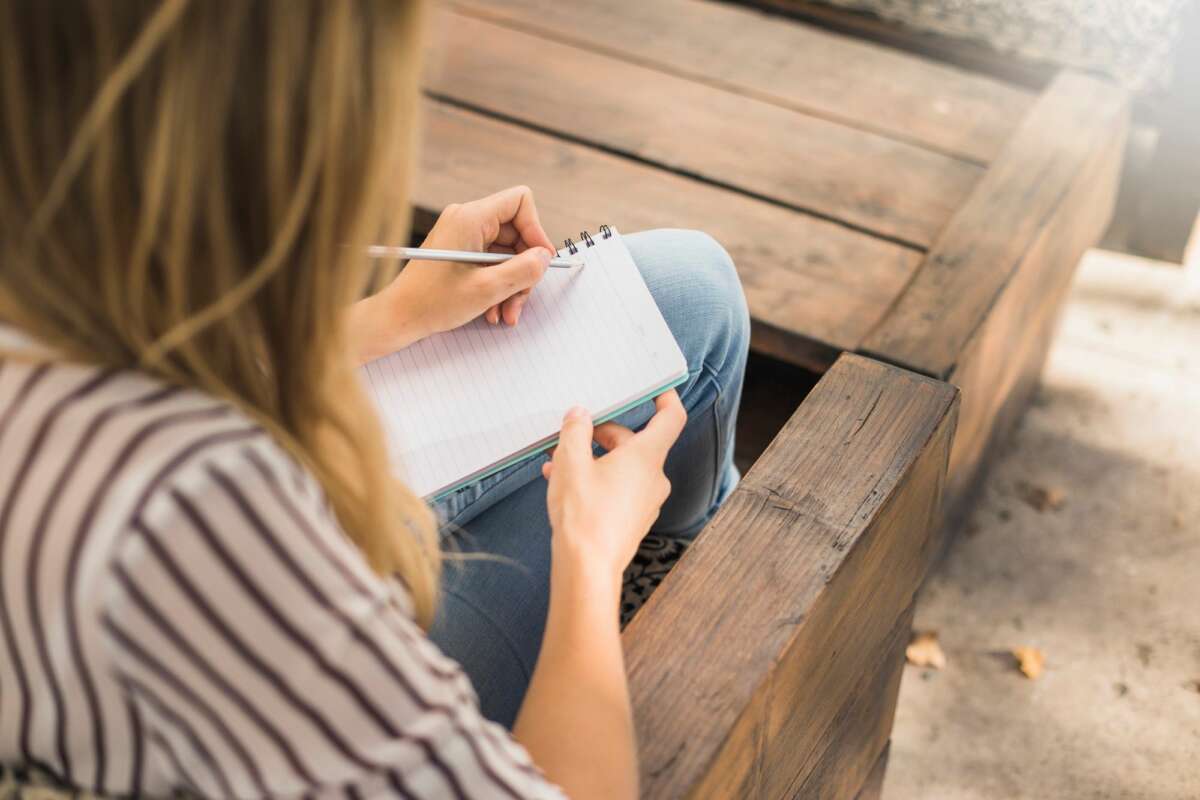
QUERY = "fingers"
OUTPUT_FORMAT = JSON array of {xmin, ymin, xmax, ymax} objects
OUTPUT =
[
  {"xmin": 500, "ymin": 291, "xmax": 530, "ymax": 326},
  {"xmin": 482, "ymin": 247, "xmax": 550, "ymax": 307},
  {"xmin": 593, "ymin": 422, "xmax": 634, "ymax": 451},
  {"xmin": 488, "ymin": 238, "xmax": 539, "ymax": 325},
  {"xmin": 493, "ymin": 223, "xmax": 531, "ymax": 252},
  {"xmin": 480, "ymin": 244, "xmax": 513, "ymax": 326},
  {"xmin": 554, "ymin": 405, "xmax": 594, "ymax": 471},
  {"xmin": 635, "ymin": 390, "xmax": 687, "ymax": 458},
  {"xmin": 474, "ymin": 186, "xmax": 556, "ymax": 254}
]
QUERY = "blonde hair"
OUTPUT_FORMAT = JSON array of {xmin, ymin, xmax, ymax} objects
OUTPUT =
[{"xmin": 0, "ymin": 0, "xmax": 441, "ymax": 624}]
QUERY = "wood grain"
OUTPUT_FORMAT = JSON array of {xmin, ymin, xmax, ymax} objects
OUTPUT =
[
  {"xmin": 861, "ymin": 72, "xmax": 1130, "ymax": 380},
  {"xmin": 854, "ymin": 742, "xmax": 890, "ymax": 800},
  {"xmin": 621, "ymin": 354, "xmax": 958, "ymax": 798},
  {"xmin": 785, "ymin": 606, "xmax": 912, "ymax": 799},
  {"xmin": 444, "ymin": 0, "xmax": 1033, "ymax": 165},
  {"xmin": 941, "ymin": 88, "xmax": 1128, "ymax": 526},
  {"xmin": 415, "ymin": 100, "xmax": 924, "ymax": 364},
  {"xmin": 425, "ymin": 8, "xmax": 982, "ymax": 248},
  {"xmin": 741, "ymin": 0, "xmax": 1058, "ymax": 91}
]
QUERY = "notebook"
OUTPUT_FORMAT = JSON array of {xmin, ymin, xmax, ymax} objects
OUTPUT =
[{"xmin": 361, "ymin": 226, "xmax": 688, "ymax": 500}]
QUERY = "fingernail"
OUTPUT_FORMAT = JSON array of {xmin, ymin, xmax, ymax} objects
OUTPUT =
[
  {"xmin": 565, "ymin": 405, "xmax": 587, "ymax": 420},
  {"xmin": 536, "ymin": 248, "xmax": 551, "ymax": 266}
]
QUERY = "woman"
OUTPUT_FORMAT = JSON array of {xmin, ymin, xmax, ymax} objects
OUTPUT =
[{"xmin": 0, "ymin": 2, "xmax": 748, "ymax": 798}]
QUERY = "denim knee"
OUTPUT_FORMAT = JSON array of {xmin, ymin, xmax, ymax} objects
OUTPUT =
[
  {"xmin": 679, "ymin": 231, "xmax": 749, "ymax": 377},
  {"xmin": 626, "ymin": 228, "xmax": 750, "ymax": 388}
]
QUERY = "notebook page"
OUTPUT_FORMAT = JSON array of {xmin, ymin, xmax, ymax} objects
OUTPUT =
[{"xmin": 361, "ymin": 229, "xmax": 687, "ymax": 498}]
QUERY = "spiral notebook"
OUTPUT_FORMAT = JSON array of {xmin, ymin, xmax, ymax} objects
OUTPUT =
[{"xmin": 361, "ymin": 226, "xmax": 688, "ymax": 500}]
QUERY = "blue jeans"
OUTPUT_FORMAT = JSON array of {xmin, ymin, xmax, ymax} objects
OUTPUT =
[{"xmin": 428, "ymin": 229, "xmax": 750, "ymax": 727}]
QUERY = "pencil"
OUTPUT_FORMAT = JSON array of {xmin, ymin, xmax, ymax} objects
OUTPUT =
[{"xmin": 366, "ymin": 245, "xmax": 581, "ymax": 269}]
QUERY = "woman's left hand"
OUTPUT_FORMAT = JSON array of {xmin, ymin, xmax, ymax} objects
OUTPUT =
[{"xmin": 348, "ymin": 186, "xmax": 557, "ymax": 364}]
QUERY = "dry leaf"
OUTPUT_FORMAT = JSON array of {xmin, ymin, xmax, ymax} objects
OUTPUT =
[
  {"xmin": 1017, "ymin": 482, "xmax": 1067, "ymax": 512},
  {"xmin": 1136, "ymin": 642, "xmax": 1153, "ymax": 667},
  {"xmin": 1013, "ymin": 646, "xmax": 1045, "ymax": 679},
  {"xmin": 906, "ymin": 631, "xmax": 946, "ymax": 670}
]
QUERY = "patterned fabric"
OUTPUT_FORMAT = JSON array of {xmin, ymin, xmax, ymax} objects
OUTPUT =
[
  {"xmin": 0, "ymin": 341, "xmax": 563, "ymax": 800},
  {"xmin": 0, "ymin": 533, "xmax": 693, "ymax": 797},
  {"xmin": 810, "ymin": 0, "xmax": 1190, "ymax": 92},
  {"xmin": 620, "ymin": 535, "xmax": 691, "ymax": 628},
  {"xmin": 0, "ymin": 762, "xmax": 153, "ymax": 799}
]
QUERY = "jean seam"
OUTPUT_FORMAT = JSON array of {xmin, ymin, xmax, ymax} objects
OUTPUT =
[
  {"xmin": 442, "ymin": 586, "xmax": 535, "ymax": 684},
  {"xmin": 696, "ymin": 360, "xmax": 725, "ymax": 509}
]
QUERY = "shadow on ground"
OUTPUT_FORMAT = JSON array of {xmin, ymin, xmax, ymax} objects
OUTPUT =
[{"xmin": 885, "ymin": 249, "xmax": 1200, "ymax": 800}]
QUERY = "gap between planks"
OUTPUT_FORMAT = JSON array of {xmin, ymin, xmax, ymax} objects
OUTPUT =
[
  {"xmin": 424, "ymin": 90, "xmax": 932, "ymax": 254},
  {"xmin": 444, "ymin": 0, "xmax": 1023, "ymax": 167}
]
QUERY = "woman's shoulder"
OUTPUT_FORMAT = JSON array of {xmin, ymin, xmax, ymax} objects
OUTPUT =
[
  {"xmin": 0, "ymin": 354, "xmax": 270, "ymax": 492},
  {"xmin": 0, "ymin": 352, "xmax": 411, "ymax": 610},
  {"xmin": 1, "ymin": 356, "xmax": 296, "ymax": 561}
]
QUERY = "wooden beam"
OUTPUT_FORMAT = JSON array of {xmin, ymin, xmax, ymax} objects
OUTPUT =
[
  {"xmin": 941, "ymin": 87, "xmax": 1128, "ymax": 526},
  {"xmin": 854, "ymin": 742, "xmax": 890, "ymax": 800},
  {"xmin": 622, "ymin": 354, "xmax": 958, "ymax": 798},
  {"xmin": 444, "ymin": 0, "xmax": 1034, "ymax": 164},
  {"xmin": 861, "ymin": 72, "xmax": 1129, "ymax": 380},
  {"xmin": 785, "ymin": 606, "xmax": 912, "ymax": 799},
  {"xmin": 737, "ymin": 0, "xmax": 1057, "ymax": 91},
  {"xmin": 425, "ymin": 7, "xmax": 982, "ymax": 248},
  {"xmin": 414, "ymin": 100, "xmax": 924, "ymax": 365}
]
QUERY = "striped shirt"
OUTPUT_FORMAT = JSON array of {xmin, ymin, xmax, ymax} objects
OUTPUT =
[{"xmin": 0, "ymin": 332, "xmax": 563, "ymax": 799}]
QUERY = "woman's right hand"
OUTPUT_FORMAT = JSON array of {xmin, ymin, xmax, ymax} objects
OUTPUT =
[{"xmin": 542, "ymin": 391, "xmax": 687, "ymax": 580}]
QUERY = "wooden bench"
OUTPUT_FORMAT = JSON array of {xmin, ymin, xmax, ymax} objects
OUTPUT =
[
  {"xmin": 737, "ymin": 0, "xmax": 1200, "ymax": 265},
  {"xmin": 416, "ymin": 1, "xmax": 1127, "ymax": 795}
]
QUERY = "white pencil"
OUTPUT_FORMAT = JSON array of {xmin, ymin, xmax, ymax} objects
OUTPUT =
[{"xmin": 366, "ymin": 245, "xmax": 582, "ymax": 269}]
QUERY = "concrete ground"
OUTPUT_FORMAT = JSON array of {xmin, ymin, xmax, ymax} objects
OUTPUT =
[{"xmin": 884, "ymin": 243, "xmax": 1200, "ymax": 799}]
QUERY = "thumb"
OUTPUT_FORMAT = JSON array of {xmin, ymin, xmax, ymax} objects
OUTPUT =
[
  {"xmin": 553, "ymin": 406, "xmax": 594, "ymax": 471},
  {"xmin": 483, "ymin": 247, "xmax": 550, "ymax": 302}
]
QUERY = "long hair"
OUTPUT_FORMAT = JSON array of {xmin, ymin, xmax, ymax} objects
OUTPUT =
[{"xmin": 0, "ymin": 1, "xmax": 441, "ymax": 625}]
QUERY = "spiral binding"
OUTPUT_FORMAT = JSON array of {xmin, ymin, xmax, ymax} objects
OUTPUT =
[{"xmin": 564, "ymin": 226, "xmax": 614, "ymax": 256}]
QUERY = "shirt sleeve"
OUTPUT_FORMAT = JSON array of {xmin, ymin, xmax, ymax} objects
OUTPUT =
[{"xmin": 101, "ymin": 435, "xmax": 565, "ymax": 800}]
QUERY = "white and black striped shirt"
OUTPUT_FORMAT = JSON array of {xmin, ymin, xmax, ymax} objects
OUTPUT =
[{"xmin": 0, "ymin": 335, "xmax": 563, "ymax": 798}]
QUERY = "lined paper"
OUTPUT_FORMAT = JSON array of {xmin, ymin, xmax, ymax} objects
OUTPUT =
[{"xmin": 361, "ymin": 229, "xmax": 687, "ymax": 498}]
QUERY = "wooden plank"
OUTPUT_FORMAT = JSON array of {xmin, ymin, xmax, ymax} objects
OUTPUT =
[
  {"xmin": 786, "ymin": 606, "xmax": 911, "ymax": 799},
  {"xmin": 425, "ymin": 8, "xmax": 983, "ymax": 248},
  {"xmin": 854, "ymin": 742, "xmax": 890, "ymax": 800},
  {"xmin": 444, "ymin": 0, "xmax": 1034, "ymax": 165},
  {"xmin": 862, "ymin": 72, "xmax": 1130, "ymax": 380},
  {"xmin": 941, "ymin": 88, "xmax": 1128, "ymax": 525},
  {"xmin": 621, "ymin": 353, "xmax": 958, "ymax": 798},
  {"xmin": 741, "ymin": 0, "xmax": 1057, "ymax": 91},
  {"xmin": 415, "ymin": 100, "xmax": 924, "ymax": 366}
]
